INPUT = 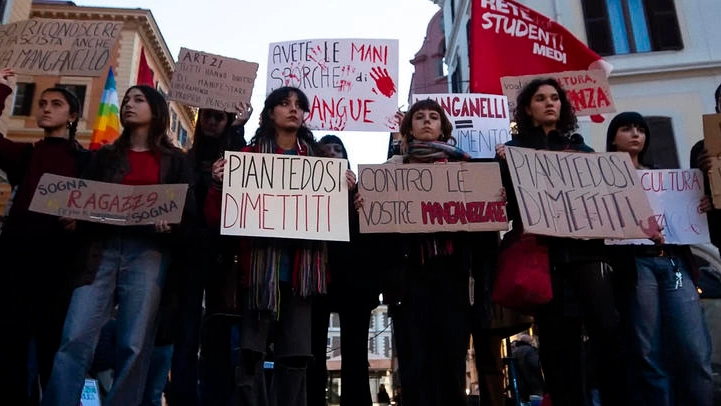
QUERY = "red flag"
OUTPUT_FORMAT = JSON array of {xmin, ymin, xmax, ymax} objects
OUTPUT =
[
  {"xmin": 469, "ymin": 0, "xmax": 611, "ymax": 95},
  {"xmin": 136, "ymin": 47, "xmax": 154, "ymax": 86}
]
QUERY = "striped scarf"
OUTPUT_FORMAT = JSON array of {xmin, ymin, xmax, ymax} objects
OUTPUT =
[{"xmin": 248, "ymin": 137, "xmax": 329, "ymax": 313}]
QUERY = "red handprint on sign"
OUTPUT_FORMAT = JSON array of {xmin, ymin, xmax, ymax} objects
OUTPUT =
[
  {"xmin": 370, "ymin": 66, "xmax": 396, "ymax": 98},
  {"xmin": 339, "ymin": 65, "xmax": 356, "ymax": 92},
  {"xmin": 320, "ymin": 114, "xmax": 347, "ymax": 131},
  {"xmin": 309, "ymin": 46, "xmax": 328, "ymax": 70}
]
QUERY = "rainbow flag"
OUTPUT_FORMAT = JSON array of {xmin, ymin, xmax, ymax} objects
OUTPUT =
[{"xmin": 90, "ymin": 67, "xmax": 120, "ymax": 150}]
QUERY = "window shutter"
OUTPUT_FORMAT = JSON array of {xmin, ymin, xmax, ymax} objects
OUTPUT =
[
  {"xmin": 643, "ymin": 116, "xmax": 679, "ymax": 169},
  {"xmin": 581, "ymin": 0, "xmax": 614, "ymax": 55},
  {"xmin": 644, "ymin": 0, "xmax": 683, "ymax": 51}
]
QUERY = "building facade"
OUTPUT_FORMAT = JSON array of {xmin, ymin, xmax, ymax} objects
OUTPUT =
[
  {"xmin": 432, "ymin": 0, "xmax": 721, "ymax": 163},
  {"xmin": 0, "ymin": 0, "xmax": 195, "ymax": 215}
]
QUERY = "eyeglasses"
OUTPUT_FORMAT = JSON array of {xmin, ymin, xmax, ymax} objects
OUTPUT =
[{"xmin": 200, "ymin": 110, "xmax": 227, "ymax": 122}]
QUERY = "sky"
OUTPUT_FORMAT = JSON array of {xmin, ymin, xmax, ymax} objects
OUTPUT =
[{"xmin": 74, "ymin": 0, "xmax": 443, "ymax": 171}]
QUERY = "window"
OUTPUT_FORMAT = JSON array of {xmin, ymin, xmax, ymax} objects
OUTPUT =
[
  {"xmin": 451, "ymin": 64, "xmax": 463, "ymax": 93},
  {"xmin": 178, "ymin": 125, "xmax": 188, "ymax": 148},
  {"xmin": 0, "ymin": 0, "xmax": 8, "ymax": 24},
  {"xmin": 383, "ymin": 336, "xmax": 391, "ymax": 358},
  {"xmin": 171, "ymin": 109, "xmax": 177, "ymax": 133},
  {"xmin": 331, "ymin": 313, "xmax": 340, "ymax": 328},
  {"xmin": 12, "ymin": 83, "xmax": 35, "ymax": 116},
  {"xmin": 641, "ymin": 116, "xmax": 679, "ymax": 169},
  {"xmin": 331, "ymin": 336, "xmax": 341, "ymax": 358},
  {"xmin": 581, "ymin": 0, "xmax": 682, "ymax": 56},
  {"xmin": 54, "ymin": 84, "xmax": 87, "ymax": 117}
]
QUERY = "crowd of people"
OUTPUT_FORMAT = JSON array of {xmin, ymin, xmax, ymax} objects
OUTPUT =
[{"xmin": 0, "ymin": 62, "xmax": 717, "ymax": 406}]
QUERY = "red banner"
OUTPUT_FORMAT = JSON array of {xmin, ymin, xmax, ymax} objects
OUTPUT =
[{"xmin": 469, "ymin": 0, "xmax": 611, "ymax": 96}]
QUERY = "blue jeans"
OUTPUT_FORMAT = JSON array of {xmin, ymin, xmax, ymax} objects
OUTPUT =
[
  {"xmin": 629, "ymin": 255, "xmax": 713, "ymax": 406},
  {"xmin": 41, "ymin": 236, "xmax": 169, "ymax": 406},
  {"xmin": 141, "ymin": 344, "xmax": 173, "ymax": 406}
]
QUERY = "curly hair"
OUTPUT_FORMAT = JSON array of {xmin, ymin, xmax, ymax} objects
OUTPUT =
[{"xmin": 513, "ymin": 77, "xmax": 577, "ymax": 136}]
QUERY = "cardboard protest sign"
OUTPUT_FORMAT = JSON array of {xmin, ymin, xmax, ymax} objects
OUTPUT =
[
  {"xmin": 29, "ymin": 174, "xmax": 188, "ymax": 225},
  {"xmin": 357, "ymin": 162, "xmax": 508, "ymax": 233},
  {"xmin": 0, "ymin": 18, "xmax": 123, "ymax": 76},
  {"xmin": 267, "ymin": 38, "xmax": 399, "ymax": 132},
  {"xmin": 703, "ymin": 113, "xmax": 721, "ymax": 209},
  {"xmin": 607, "ymin": 169, "xmax": 710, "ymax": 245},
  {"xmin": 411, "ymin": 93, "xmax": 511, "ymax": 158},
  {"xmin": 219, "ymin": 152, "xmax": 349, "ymax": 241},
  {"xmin": 168, "ymin": 47, "xmax": 258, "ymax": 112},
  {"xmin": 500, "ymin": 70, "xmax": 615, "ymax": 117},
  {"xmin": 505, "ymin": 147, "xmax": 654, "ymax": 239}
]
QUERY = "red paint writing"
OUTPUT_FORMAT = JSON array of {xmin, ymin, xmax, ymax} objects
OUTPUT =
[
  {"xmin": 351, "ymin": 43, "xmax": 388, "ymax": 64},
  {"xmin": 421, "ymin": 201, "xmax": 507, "ymax": 225},
  {"xmin": 67, "ymin": 190, "xmax": 159, "ymax": 212},
  {"xmin": 307, "ymin": 95, "xmax": 375, "ymax": 124},
  {"xmin": 566, "ymin": 86, "xmax": 611, "ymax": 110}
]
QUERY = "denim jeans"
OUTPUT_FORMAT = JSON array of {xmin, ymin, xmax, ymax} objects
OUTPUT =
[
  {"xmin": 629, "ymin": 255, "xmax": 713, "ymax": 406},
  {"xmin": 140, "ymin": 344, "xmax": 173, "ymax": 406},
  {"xmin": 41, "ymin": 236, "xmax": 169, "ymax": 406}
]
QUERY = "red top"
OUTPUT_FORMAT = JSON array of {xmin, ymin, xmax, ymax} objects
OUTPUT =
[{"xmin": 123, "ymin": 150, "xmax": 160, "ymax": 185}]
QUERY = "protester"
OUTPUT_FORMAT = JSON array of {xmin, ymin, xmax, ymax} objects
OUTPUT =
[
  {"xmin": 307, "ymin": 134, "xmax": 380, "ymax": 406},
  {"xmin": 41, "ymin": 85, "xmax": 195, "ymax": 406},
  {"xmin": 606, "ymin": 111, "xmax": 713, "ymax": 405},
  {"xmin": 0, "ymin": 67, "xmax": 90, "ymax": 405},
  {"xmin": 690, "ymin": 82, "xmax": 721, "ymax": 249},
  {"xmin": 205, "ymin": 86, "xmax": 345, "ymax": 406},
  {"xmin": 511, "ymin": 334, "xmax": 544, "ymax": 405},
  {"xmin": 495, "ymin": 78, "xmax": 629, "ymax": 406},
  {"xmin": 359, "ymin": 99, "xmax": 494, "ymax": 406},
  {"xmin": 377, "ymin": 383, "xmax": 391, "ymax": 405},
  {"xmin": 169, "ymin": 104, "xmax": 251, "ymax": 406}
]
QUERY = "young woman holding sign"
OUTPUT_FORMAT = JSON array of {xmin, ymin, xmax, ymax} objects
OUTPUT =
[
  {"xmin": 495, "ymin": 78, "xmax": 629, "ymax": 406},
  {"xmin": 0, "ymin": 68, "xmax": 91, "ymax": 405},
  {"xmin": 605, "ymin": 111, "xmax": 713, "ymax": 405},
  {"xmin": 356, "ymin": 98, "xmax": 499, "ymax": 406},
  {"xmin": 42, "ymin": 85, "xmax": 195, "ymax": 406},
  {"xmin": 205, "ymin": 86, "xmax": 354, "ymax": 406}
]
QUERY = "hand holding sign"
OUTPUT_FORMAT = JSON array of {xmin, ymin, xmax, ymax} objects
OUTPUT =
[{"xmin": 0, "ymin": 67, "xmax": 14, "ymax": 86}]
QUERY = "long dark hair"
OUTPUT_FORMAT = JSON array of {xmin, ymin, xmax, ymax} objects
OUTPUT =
[
  {"xmin": 116, "ymin": 85, "xmax": 176, "ymax": 153},
  {"xmin": 249, "ymin": 86, "xmax": 318, "ymax": 155},
  {"xmin": 40, "ymin": 87, "xmax": 80, "ymax": 141},
  {"xmin": 513, "ymin": 78, "xmax": 577, "ymax": 136}
]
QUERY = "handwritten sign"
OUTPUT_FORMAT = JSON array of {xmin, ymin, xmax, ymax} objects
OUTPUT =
[
  {"xmin": 0, "ymin": 18, "xmax": 123, "ymax": 76},
  {"xmin": 505, "ymin": 147, "xmax": 653, "ymax": 239},
  {"xmin": 29, "ymin": 174, "xmax": 188, "ymax": 225},
  {"xmin": 81, "ymin": 379, "xmax": 101, "ymax": 406},
  {"xmin": 220, "ymin": 152, "xmax": 349, "ymax": 241},
  {"xmin": 412, "ymin": 93, "xmax": 511, "ymax": 158},
  {"xmin": 357, "ymin": 162, "xmax": 508, "ymax": 233},
  {"xmin": 703, "ymin": 113, "xmax": 721, "ymax": 209},
  {"xmin": 608, "ymin": 169, "xmax": 709, "ymax": 245},
  {"xmin": 168, "ymin": 47, "xmax": 258, "ymax": 112},
  {"xmin": 500, "ymin": 70, "xmax": 615, "ymax": 117},
  {"xmin": 267, "ymin": 38, "xmax": 399, "ymax": 132}
]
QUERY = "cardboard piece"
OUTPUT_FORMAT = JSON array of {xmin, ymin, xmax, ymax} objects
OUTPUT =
[
  {"xmin": 357, "ymin": 162, "xmax": 508, "ymax": 233},
  {"xmin": 0, "ymin": 18, "xmax": 123, "ymax": 76},
  {"xmin": 505, "ymin": 147, "xmax": 654, "ymax": 239},
  {"xmin": 267, "ymin": 38, "xmax": 399, "ymax": 132},
  {"xmin": 500, "ymin": 70, "xmax": 615, "ymax": 117},
  {"xmin": 219, "ymin": 152, "xmax": 350, "ymax": 241},
  {"xmin": 29, "ymin": 174, "xmax": 188, "ymax": 225},
  {"xmin": 411, "ymin": 93, "xmax": 511, "ymax": 159},
  {"xmin": 168, "ymin": 47, "xmax": 259, "ymax": 112}
]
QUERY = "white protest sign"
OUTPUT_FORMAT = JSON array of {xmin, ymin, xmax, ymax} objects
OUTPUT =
[
  {"xmin": 607, "ymin": 169, "xmax": 710, "ymax": 245},
  {"xmin": 267, "ymin": 38, "xmax": 399, "ymax": 132},
  {"xmin": 357, "ymin": 162, "xmax": 508, "ymax": 233},
  {"xmin": 412, "ymin": 93, "xmax": 511, "ymax": 158},
  {"xmin": 80, "ymin": 379, "xmax": 101, "ymax": 406},
  {"xmin": 505, "ymin": 147, "xmax": 655, "ymax": 239},
  {"xmin": 219, "ymin": 152, "xmax": 349, "ymax": 241}
]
